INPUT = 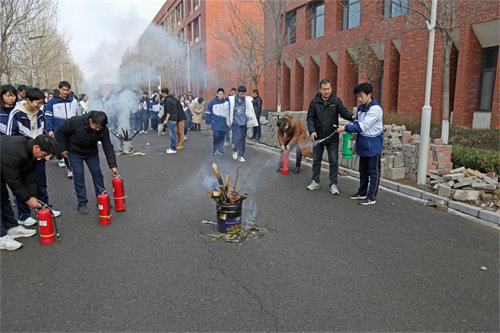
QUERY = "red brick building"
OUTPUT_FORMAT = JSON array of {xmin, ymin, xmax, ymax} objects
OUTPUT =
[
  {"xmin": 121, "ymin": 0, "xmax": 264, "ymax": 99},
  {"xmin": 263, "ymin": 0, "xmax": 499, "ymax": 129}
]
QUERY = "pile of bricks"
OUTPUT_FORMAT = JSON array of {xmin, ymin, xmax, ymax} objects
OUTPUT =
[{"xmin": 429, "ymin": 167, "xmax": 500, "ymax": 208}]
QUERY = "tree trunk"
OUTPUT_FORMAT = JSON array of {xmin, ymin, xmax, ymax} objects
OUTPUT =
[
  {"xmin": 276, "ymin": 60, "xmax": 281, "ymax": 112},
  {"xmin": 440, "ymin": 35, "xmax": 452, "ymax": 144}
]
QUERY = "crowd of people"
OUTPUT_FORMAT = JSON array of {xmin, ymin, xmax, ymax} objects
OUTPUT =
[{"xmin": 0, "ymin": 78, "xmax": 384, "ymax": 251}]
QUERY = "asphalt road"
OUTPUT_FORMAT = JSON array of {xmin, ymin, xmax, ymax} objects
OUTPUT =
[{"xmin": 1, "ymin": 130, "xmax": 498, "ymax": 332}]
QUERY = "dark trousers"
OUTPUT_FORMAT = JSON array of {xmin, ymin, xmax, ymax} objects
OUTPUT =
[
  {"xmin": 193, "ymin": 123, "xmax": 201, "ymax": 131},
  {"xmin": 16, "ymin": 160, "xmax": 48, "ymax": 220},
  {"xmin": 68, "ymin": 152, "xmax": 105, "ymax": 207},
  {"xmin": 64, "ymin": 156, "xmax": 72, "ymax": 172},
  {"xmin": 1, "ymin": 180, "xmax": 19, "ymax": 236},
  {"xmin": 358, "ymin": 155, "xmax": 381, "ymax": 201},
  {"xmin": 232, "ymin": 125, "xmax": 247, "ymax": 157},
  {"xmin": 213, "ymin": 130, "xmax": 226, "ymax": 154},
  {"xmin": 225, "ymin": 129, "xmax": 232, "ymax": 143},
  {"xmin": 151, "ymin": 112, "xmax": 159, "ymax": 130},
  {"xmin": 141, "ymin": 111, "xmax": 149, "ymax": 131},
  {"xmin": 312, "ymin": 139, "xmax": 339, "ymax": 186},
  {"xmin": 250, "ymin": 115, "xmax": 261, "ymax": 140}
]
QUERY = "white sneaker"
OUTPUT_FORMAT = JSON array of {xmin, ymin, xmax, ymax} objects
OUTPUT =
[
  {"xmin": 329, "ymin": 184, "xmax": 340, "ymax": 195},
  {"xmin": 58, "ymin": 159, "xmax": 66, "ymax": 168},
  {"xmin": 52, "ymin": 210, "xmax": 61, "ymax": 217},
  {"xmin": 144, "ymin": 131, "xmax": 148, "ymax": 134},
  {"xmin": 166, "ymin": 148, "xmax": 177, "ymax": 154},
  {"xmin": 7, "ymin": 225, "xmax": 36, "ymax": 238},
  {"xmin": 18, "ymin": 217, "xmax": 37, "ymax": 227},
  {"xmin": 307, "ymin": 180, "xmax": 320, "ymax": 191},
  {"xmin": 232, "ymin": 152, "xmax": 238, "ymax": 160},
  {"xmin": 224, "ymin": 141, "xmax": 230, "ymax": 147},
  {"xmin": 184, "ymin": 135, "xmax": 187, "ymax": 141},
  {"xmin": 161, "ymin": 132, "xmax": 166, "ymax": 135},
  {"xmin": 0, "ymin": 235, "xmax": 22, "ymax": 250},
  {"xmin": 238, "ymin": 156, "xmax": 246, "ymax": 162}
]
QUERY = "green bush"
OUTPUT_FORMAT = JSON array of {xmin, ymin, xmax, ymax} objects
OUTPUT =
[
  {"xmin": 383, "ymin": 112, "xmax": 500, "ymax": 151},
  {"xmin": 452, "ymin": 145, "xmax": 500, "ymax": 174}
]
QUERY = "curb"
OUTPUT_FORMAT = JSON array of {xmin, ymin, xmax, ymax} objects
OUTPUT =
[{"xmin": 247, "ymin": 140, "xmax": 500, "ymax": 228}]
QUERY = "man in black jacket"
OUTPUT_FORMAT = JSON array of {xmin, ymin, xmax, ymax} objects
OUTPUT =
[
  {"xmin": 1, "ymin": 134, "xmax": 60, "ymax": 250},
  {"xmin": 57, "ymin": 111, "xmax": 118, "ymax": 213},
  {"xmin": 307, "ymin": 79, "xmax": 355, "ymax": 194},
  {"xmin": 161, "ymin": 88, "xmax": 179, "ymax": 154}
]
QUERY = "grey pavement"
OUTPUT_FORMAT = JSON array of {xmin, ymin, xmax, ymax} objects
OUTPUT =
[{"xmin": 1, "ymin": 130, "xmax": 498, "ymax": 332}]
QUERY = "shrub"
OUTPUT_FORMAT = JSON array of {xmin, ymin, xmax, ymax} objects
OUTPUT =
[
  {"xmin": 452, "ymin": 145, "xmax": 500, "ymax": 174},
  {"xmin": 383, "ymin": 112, "xmax": 500, "ymax": 151}
]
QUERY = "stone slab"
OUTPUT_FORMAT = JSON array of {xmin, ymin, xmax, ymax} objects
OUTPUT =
[
  {"xmin": 478, "ymin": 210, "xmax": 500, "ymax": 225},
  {"xmin": 385, "ymin": 167, "xmax": 406, "ymax": 180},
  {"xmin": 453, "ymin": 190, "xmax": 480, "ymax": 202},
  {"xmin": 399, "ymin": 185, "xmax": 423, "ymax": 199},
  {"xmin": 448, "ymin": 201, "xmax": 481, "ymax": 217},
  {"xmin": 422, "ymin": 192, "xmax": 449, "ymax": 204},
  {"xmin": 380, "ymin": 179, "xmax": 400, "ymax": 191},
  {"xmin": 438, "ymin": 185, "xmax": 452, "ymax": 198}
]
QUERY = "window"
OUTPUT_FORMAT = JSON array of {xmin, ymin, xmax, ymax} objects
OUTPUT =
[
  {"xmin": 310, "ymin": 2, "xmax": 324, "ymax": 38},
  {"xmin": 193, "ymin": 16, "xmax": 200, "ymax": 42},
  {"xmin": 285, "ymin": 10, "xmax": 296, "ymax": 45},
  {"xmin": 478, "ymin": 46, "xmax": 498, "ymax": 111},
  {"xmin": 194, "ymin": 0, "xmax": 199, "ymax": 10},
  {"xmin": 176, "ymin": 4, "xmax": 181, "ymax": 25},
  {"xmin": 343, "ymin": 0, "xmax": 361, "ymax": 30},
  {"xmin": 385, "ymin": 0, "xmax": 409, "ymax": 18}
]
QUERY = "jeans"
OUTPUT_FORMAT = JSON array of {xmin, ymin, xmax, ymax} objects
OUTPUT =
[
  {"xmin": 312, "ymin": 139, "xmax": 339, "ymax": 186},
  {"xmin": 232, "ymin": 125, "xmax": 247, "ymax": 157},
  {"xmin": 358, "ymin": 155, "xmax": 381, "ymax": 201},
  {"xmin": 213, "ymin": 130, "xmax": 226, "ymax": 154},
  {"xmin": 64, "ymin": 156, "xmax": 72, "ymax": 171},
  {"xmin": 185, "ymin": 118, "xmax": 192, "ymax": 133},
  {"xmin": 225, "ymin": 129, "xmax": 231, "ymax": 143},
  {"xmin": 16, "ymin": 159, "xmax": 49, "ymax": 220},
  {"xmin": 68, "ymin": 152, "xmax": 105, "ymax": 206},
  {"xmin": 141, "ymin": 111, "xmax": 149, "ymax": 131},
  {"xmin": 151, "ymin": 112, "xmax": 159, "ymax": 130},
  {"xmin": 1, "ymin": 180, "xmax": 18, "ymax": 236},
  {"xmin": 166, "ymin": 120, "xmax": 177, "ymax": 150}
]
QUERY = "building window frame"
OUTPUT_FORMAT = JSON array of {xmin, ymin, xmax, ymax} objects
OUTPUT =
[
  {"xmin": 384, "ymin": 0, "xmax": 410, "ymax": 18},
  {"xmin": 193, "ymin": 16, "xmax": 200, "ymax": 43},
  {"xmin": 194, "ymin": 0, "xmax": 199, "ymax": 10},
  {"xmin": 478, "ymin": 46, "xmax": 498, "ymax": 112},
  {"xmin": 343, "ymin": 0, "xmax": 361, "ymax": 30},
  {"xmin": 310, "ymin": 2, "xmax": 324, "ymax": 39},
  {"xmin": 285, "ymin": 10, "xmax": 296, "ymax": 45}
]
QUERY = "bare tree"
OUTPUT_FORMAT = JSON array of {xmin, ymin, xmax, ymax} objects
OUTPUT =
[
  {"xmin": 349, "ymin": 33, "xmax": 385, "ymax": 85},
  {"xmin": 258, "ymin": 0, "xmax": 290, "ymax": 112},
  {"xmin": 211, "ymin": 0, "xmax": 267, "ymax": 90},
  {"xmin": 386, "ymin": 0, "xmax": 477, "ymax": 143}
]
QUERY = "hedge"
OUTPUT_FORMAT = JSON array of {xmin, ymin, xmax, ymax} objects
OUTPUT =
[{"xmin": 452, "ymin": 145, "xmax": 500, "ymax": 174}]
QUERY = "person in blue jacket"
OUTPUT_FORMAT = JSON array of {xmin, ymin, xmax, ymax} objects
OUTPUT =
[
  {"xmin": 337, "ymin": 82, "xmax": 384, "ymax": 205},
  {"xmin": 45, "ymin": 81, "xmax": 81, "ymax": 178},
  {"xmin": 206, "ymin": 88, "xmax": 229, "ymax": 155},
  {"xmin": 0, "ymin": 84, "xmax": 18, "ymax": 135}
]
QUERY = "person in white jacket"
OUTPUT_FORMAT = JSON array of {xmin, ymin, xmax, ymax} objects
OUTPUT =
[{"xmin": 227, "ymin": 86, "xmax": 258, "ymax": 162}]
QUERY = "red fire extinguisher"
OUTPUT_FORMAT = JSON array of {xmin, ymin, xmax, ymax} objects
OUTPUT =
[
  {"xmin": 112, "ymin": 175, "xmax": 126, "ymax": 212},
  {"xmin": 281, "ymin": 151, "xmax": 289, "ymax": 175},
  {"xmin": 97, "ymin": 191, "xmax": 112, "ymax": 225},
  {"xmin": 37, "ymin": 201, "xmax": 60, "ymax": 244}
]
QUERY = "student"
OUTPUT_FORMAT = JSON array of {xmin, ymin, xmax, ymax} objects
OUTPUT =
[
  {"xmin": 45, "ymin": 81, "xmax": 81, "ymax": 178},
  {"xmin": 306, "ymin": 79, "xmax": 354, "ymax": 194},
  {"xmin": 0, "ymin": 135, "xmax": 60, "ymax": 250},
  {"xmin": 0, "ymin": 85, "xmax": 18, "ymax": 135},
  {"xmin": 249, "ymin": 89, "xmax": 262, "ymax": 141},
  {"xmin": 206, "ymin": 88, "xmax": 229, "ymax": 155},
  {"xmin": 7, "ymin": 87, "xmax": 61, "ymax": 225},
  {"xmin": 161, "ymin": 88, "xmax": 179, "ymax": 154},
  {"xmin": 337, "ymin": 82, "xmax": 383, "ymax": 205},
  {"xmin": 227, "ymin": 86, "xmax": 258, "ymax": 162},
  {"xmin": 225, "ymin": 87, "xmax": 237, "ymax": 146}
]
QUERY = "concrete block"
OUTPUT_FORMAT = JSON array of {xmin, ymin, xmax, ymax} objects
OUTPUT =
[
  {"xmin": 385, "ymin": 167, "xmax": 406, "ymax": 180},
  {"xmin": 386, "ymin": 156, "xmax": 394, "ymax": 168},
  {"xmin": 443, "ymin": 173, "xmax": 465, "ymax": 181},
  {"xmin": 453, "ymin": 190, "xmax": 480, "ymax": 201},
  {"xmin": 450, "ymin": 166, "xmax": 466, "ymax": 174},
  {"xmin": 399, "ymin": 185, "xmax": 423, "ymax": 198},
  {"xmin": 394, "ymin": 156, "xmax": 405, "ymax": 168},
  {"xmin": 453, "ymin": 179, "xmax": 474, "ymax": 188},
  {"xmin": 471, "ymin": 182, "xmax": 497, "ymax": 190},
  {"xmin": 478, "ymin": 210, "xmax": 500, "ymax": 225},
  {"xmin": 437, "ymin": 185, "xmax": 452, "ymax": 198},
  {"xmin": 466, "ymin": 168, "xmax": 482, "ymax": 177},
  {"xmin": 448, "ymin": 201, "xmax": 481, "ymax": 217},
  {"xmin": 380, "ymin": 178, "xmax": 400, "ymax": 191},
  {"xmin": 422, "ymin": 192, "xmax": 449, "ymax": 204},
  {"xmin": 481, "ymin": 176, "xmax": 499, "ymax": 185}
]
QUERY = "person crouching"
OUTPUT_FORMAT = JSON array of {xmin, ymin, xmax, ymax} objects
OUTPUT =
[{"xmin": 276, "ymin": 114, "xmax": 311, "ymax": 174}]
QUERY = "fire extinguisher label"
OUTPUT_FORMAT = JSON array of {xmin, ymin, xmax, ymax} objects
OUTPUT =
[
  {"xmin": 39, "ymin": 220, "xmax": 47, "ymax": 226},
  {"xmin": 98, "ymin": 205, "xmax": 104, "ymax": 210}
]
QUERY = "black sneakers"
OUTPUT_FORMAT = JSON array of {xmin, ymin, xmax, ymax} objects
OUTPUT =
[
  {"xmin": 77, "ymin": 203, "xmax": 89, "ymax": 214},
  {"xmin": 359, "ymin": 199, "xmax": 376, "ymax": 205},
  {"xmin": 349, "ymin": 193, "xmax": 367, "ymax": 200}
]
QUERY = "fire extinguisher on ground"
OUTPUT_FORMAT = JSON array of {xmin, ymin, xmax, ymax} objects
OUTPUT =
[
  {"xmin": 112, "ymin": 175, "xmax": 126, "ymax": 212},
  {"xmin": 37, "ymin": 200, "xmax": 60, "ymax": 244},
  {"xmin": 281, "ymin": 151, "xmax": 290, "ymax": 175},
  {"xmin": 97, "ymin": 191, "xmax": 112, "ymax": 225}
]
